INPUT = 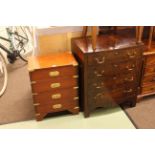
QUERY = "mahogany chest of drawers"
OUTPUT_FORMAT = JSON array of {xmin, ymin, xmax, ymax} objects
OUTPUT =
[
  {"xmin": 140, "ymin": 51, "xmax": 155, "ymax": 96},
  {"xmin": 72, "ymin": 35, "xmax": 144, "ymax": 117},
  {"xmin": 28, "ymin": 52, "xmax": 79, "ymax": 121}
]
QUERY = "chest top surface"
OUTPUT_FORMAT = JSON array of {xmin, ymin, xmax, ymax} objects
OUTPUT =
[
  {"xmin": 28, "ymin": 52, "xmax": 78, "ymax": 71},
  {"xmin": 73, "ymin": 34, "xmax": 143, "ymax": 54}
]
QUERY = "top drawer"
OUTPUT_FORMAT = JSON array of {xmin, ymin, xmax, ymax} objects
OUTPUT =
[
  {"xmin": 87, "ymin": 47, "xmax": 142, "ymax": 66},
  {"xmin": 30, "ymin": 65, "xmax": 78, "ymax": 81}
]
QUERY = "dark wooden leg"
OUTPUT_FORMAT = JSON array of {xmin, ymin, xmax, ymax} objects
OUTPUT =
[
  {"xmin": 130, "ymin": 97, "xmax": 137, "ymax": 107},
  {"xmin": 84, "ymin": 109, "xmax": 90, "ymax": 118}
]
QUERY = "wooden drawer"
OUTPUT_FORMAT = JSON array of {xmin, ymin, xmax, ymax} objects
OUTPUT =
[
  {"xmin": 144, "ymin": 66, "xmax": 155, "ymax": 76},
  {"xmin": 88, "ymin": 70, "xmax": 136, "ymax": 90},
  {"xmin": 88, "ymin": 86, "xmax": 136, "ymax": 107},
  {"xmin": 87, "ymin": 47, "xmax": 141, "ymax": 66},
  {"xmin": 34, "ymin": 101, "xmax": 78, "ymax": 114},
  {"xmin": 88, "ymin": 60, "xmax": 136, "ymax": 77},
  {"xmin": 31, "ymin": 77, "xmax": 78, "ymax": 93},
  {"xmin": 141, "ymin": 84, "xmax": 155, "ymax": 94},
  {"xmin": 33, "ymin": 88, "xmax": 78, "ymax": 105},
  {"xmin": 142, "ymin": 74, "xmax": 155, "ymax": 85},
  {"xmin": 145, "ymin": 55, "xmax": 155, "ymax": 67},
  {"xmin": 30, "ymin": 65, "xmax": 78, "ymax": 81}
]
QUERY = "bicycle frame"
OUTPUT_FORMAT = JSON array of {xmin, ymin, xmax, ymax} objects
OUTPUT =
[
  {"xmin": 0, "ymin": 36, "xmax": 12, "ymax": 55},
  {"xmin": 0, "ymin": 28, "xmax": 29, "ymax": 63}
]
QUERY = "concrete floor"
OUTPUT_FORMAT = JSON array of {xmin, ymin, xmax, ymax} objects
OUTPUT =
[{"xmin": 0, "ymin": 106, "xmax": 135, "ymax": 129}]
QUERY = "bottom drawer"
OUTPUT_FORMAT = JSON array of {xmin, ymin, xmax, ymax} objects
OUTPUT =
[
  {"xmin": 88, "ymin": 86, "xmax": 136, "ymax": 106},
  {"xmin": 34, "ymin": 101, "xmax": 78, "ymax": 114},
  {"xmin": 141, "ymin": 84, "xmax": 155, "ymax": 94}
]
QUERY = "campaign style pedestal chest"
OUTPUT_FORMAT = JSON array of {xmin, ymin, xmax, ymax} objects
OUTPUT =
[
  {"xmin": 28, "ymin": 52, "xmax": 79, "ymax": 121},
  {"xmin": 72, "ymin": 35, "xmax": 144, "ymax": 117}
]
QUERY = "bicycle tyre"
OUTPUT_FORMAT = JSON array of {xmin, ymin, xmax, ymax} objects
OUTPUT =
[{"xmin": 0, "ymin": 52, "xmax": 8, "ymax": 97}]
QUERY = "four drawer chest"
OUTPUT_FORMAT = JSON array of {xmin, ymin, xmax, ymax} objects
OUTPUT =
[
  {"xmin": 28, "ymin": 52, "xmax": 79, "ymax": 121},
  {"xmin": 72, "ymin": 35, "xmax": 144, "ymax": 117}
]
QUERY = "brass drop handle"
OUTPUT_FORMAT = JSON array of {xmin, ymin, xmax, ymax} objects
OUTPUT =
[
  {"xmin": 123, "ymin": 89, "xmax": 133, "ymax": 93},
  {"xmin": 94, "ymin": 70, "xmax": 105, "ymax": 77},
  {"xmin": 127, "ymin": 52, "xmax": 136, "ymax": 58},
  {"xmin": 124, "ymin": 77, "xmax": 134, "ymax": 82},
  {"xmin": 126, "ymin": 64, "xmax": 135, "ymax": 71},
  {"xmin": 95, "ymin": 57, "xmax": 105, "ymax": 64},
  {"xmin": 93, "ymin": 83, "xmax": 104, "ymax": 89},
  {"xmin": 113, "ymin": 64, "xmax": 118, "ymax": 68},
  {"xmin": 94, "ymin": 93, "xmax": 105, "ymax": 99},
  {"xmin": 114, "ymin": 51, "xmax": 119, "ymax": 55}
]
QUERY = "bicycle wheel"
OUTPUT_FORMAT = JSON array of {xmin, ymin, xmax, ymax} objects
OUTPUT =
[{"xmin": 0, "ymin": 52, "xmax": 8, "ymax": 97}]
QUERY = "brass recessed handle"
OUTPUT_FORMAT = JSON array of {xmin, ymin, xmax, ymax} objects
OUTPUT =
[
  {"xmin": 49, "ymin": 71, "xmax": 60, "ymax": 77},
  {"xmin": 51, "ymin": 93, "xmax": 61, "ymax": 99},
  {"xmin": 95, "ymin": 57, "xmax": 105, "ymax": 64},
  {"xmin": 50, "ymin": 83, "xmax": 61, "ymax": 88},
  {"xmin": 52, "ymin": 104, "xmax": 62, "ymax": 109}
]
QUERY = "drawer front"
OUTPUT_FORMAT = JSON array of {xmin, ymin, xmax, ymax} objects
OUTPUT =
[
  {"xmin": 88, "ymin": 86, "xmax": 136, "ymax": 106},
  {"xmin": 87, "ymin": 47, "xmax": 141, "ymax": 66},
  {"xmin": 34, "ymin": 101, "xmax": 78, "ymax": 114},
  {"xmin": 33, "ymin": 88, "xmax": 78, "ymax": 105},
  {"xmin": 30, "ymin": 65, "xmax": 78, "ymax": 81},
  {"xmin": 88, "ymin": 74, "xmax": 137, "ymax": 91},
  {"xmin": 145, "ymin": 55, "xmax": 155, "ymax": 67},
  {"xmin": 144, "ymin": 66, "xmax": 155, "ymax": 76},
  {"xmin": 141, "ymin": 84, "xmax": 155, "ymax": 94},
  {"xmin": 31, "ymin": 78, "xmax": 78, "ymax": 93},
  {"xmin": 88, "ymin": 61, "xmax": 136, "ymax": 77},
  {"xmin": 142, "ymin": 74, "xmax": 155, "ymax": 85}
]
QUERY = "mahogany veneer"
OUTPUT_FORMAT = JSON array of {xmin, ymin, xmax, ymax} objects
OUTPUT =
[{"xmin": 72, "ymin": 34, "xmax": 144, "ymax": 117}]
